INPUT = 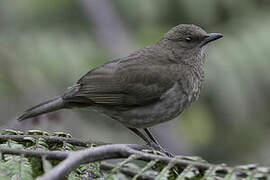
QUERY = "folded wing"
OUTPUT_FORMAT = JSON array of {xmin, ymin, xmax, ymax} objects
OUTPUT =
[{"xmin": 68, "ymin": 61, "xmax": 174, "ymax": 107}]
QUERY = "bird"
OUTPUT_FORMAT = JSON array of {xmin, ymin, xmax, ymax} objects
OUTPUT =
[{"xmin": 18, "ymin": 24, "xmax": 223, "ymax": 155}]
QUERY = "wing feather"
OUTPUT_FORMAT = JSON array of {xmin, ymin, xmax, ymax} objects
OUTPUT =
[{"xmin": 68, "ymin": 47, "xmax": 177, "ymax": 106}]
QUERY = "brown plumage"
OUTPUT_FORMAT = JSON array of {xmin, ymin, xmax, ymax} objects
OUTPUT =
[{"xmin": 18, "ymin": 24, "xmax": 223, "ymax": 155}]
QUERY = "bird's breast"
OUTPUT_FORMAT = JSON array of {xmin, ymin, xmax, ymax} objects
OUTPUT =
[
  {"xmin": 182, "ymin": 66, "xmax": 204, "ymax": 104},
  {"xmin": 187, "ymin": 77, "xmax": 202, "ymax": 103}
]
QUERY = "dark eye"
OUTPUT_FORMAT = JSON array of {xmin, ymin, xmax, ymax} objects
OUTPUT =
[{"xmin": 185, "ymin": 37, "xmax": 192, "ymax": 42}]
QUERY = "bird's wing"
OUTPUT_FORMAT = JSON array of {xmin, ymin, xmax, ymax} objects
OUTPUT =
[{"xmin": 69, "ymin": 60, "xmax": 175, "ymax": 106}]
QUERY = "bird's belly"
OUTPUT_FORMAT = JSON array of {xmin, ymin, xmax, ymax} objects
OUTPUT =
[
  {"xmin": 93, "ymin": 83, "xmax": 190, "ymax": 128},
  {"xmin": 121, "ymin": 95, "xmax": 188, "ymax": 128}
]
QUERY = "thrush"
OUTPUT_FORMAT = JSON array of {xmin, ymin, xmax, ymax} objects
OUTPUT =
[{"xmin": 18, "ymin": 24, "xmax": 223, "ymax": 156}]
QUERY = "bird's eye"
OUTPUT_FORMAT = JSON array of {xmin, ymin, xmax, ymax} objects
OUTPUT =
[{"xmin": 185, "ymin": 37, "xmax": 192, "ymax": 42}]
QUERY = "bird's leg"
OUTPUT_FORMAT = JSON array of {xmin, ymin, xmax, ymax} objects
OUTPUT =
[
  {"xmin": 128, "ymin": 128, "xmax": 174, "ymax": 157},
  {"xmin": 144, "ymin": 128, "xmax": 174, "ymax": 157},
  {"xmin": 143, "ymin": 128, "xmax": 158, "ymax": 144},
  {"xmin": 128, "ymin": 128, "xmax": 152, "ymax": 145}
]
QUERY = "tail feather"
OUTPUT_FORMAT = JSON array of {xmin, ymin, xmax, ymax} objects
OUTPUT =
[{"xmin": 18, "ymin": 96, "xmax": 65, "ymax": 121}]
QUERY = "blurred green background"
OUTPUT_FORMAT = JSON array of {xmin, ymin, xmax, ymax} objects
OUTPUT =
[{"xmin": 0, "ymin": 0, "xmax": 270, "ymax": 165}]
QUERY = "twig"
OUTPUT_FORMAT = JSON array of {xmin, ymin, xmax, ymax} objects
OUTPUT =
[
  {"xmin": 0, "ymin": 134, "xmax": 106, "ymax": 147},
  {"xmin": 108, "ymin": 154, "xmax": 141, "ymax": 176},
  {"xmin": 133, "ymin": 159, "xmax": 159, "ymax": 180},
  {"xmin": 101, "ymin": 162, "xmax": 156, "ymax": 180},
  {"xmin": 0, "ymin": 148, "xmax": 68, "ymax": 160}
]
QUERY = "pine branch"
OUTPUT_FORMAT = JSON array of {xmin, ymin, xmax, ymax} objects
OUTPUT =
[
  {"xmin": 0, "ymin": 144, "xmax": 228, "ymax": 180},
  {"xmin": 0, "ymin": 145, "xmax": 155, "ymax": 179},
  {"xmin": 0, "ymin": 134, "xmax": 106, "ymax": 147},
  {"xmin": 0, "ymin": 148, "xmax": 68, "ymax": 160},
  {"xmin": 1, "ymin": 130, "xmax": 270, "ymax": 179},
  {"xmin": 100, "ymin": 162, "xmax": 156, "ymax": 180}
]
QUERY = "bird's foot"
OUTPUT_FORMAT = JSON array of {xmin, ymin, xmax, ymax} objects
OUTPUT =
[{"xmin": 147, "ymin": 142, "xmax": 174, "ymax": 157}]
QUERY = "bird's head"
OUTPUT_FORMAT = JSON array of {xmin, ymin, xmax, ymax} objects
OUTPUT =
[{"xmin": 159, "ymin": 24, "xmax": 223, "ymax": 65}]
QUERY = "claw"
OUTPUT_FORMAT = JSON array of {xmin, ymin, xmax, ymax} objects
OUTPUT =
[{"xmin": 147, "ymin": 142, "xmax": 174, "ymax": 157}]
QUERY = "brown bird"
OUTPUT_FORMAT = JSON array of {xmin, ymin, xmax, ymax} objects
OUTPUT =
[{"xmin": 18, "ymin": 24, "xmax": 223, "ymax": 155}]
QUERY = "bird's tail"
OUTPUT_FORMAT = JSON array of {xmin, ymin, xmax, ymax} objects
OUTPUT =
[{"xmin": 18, "ymin": 96, "xmax": 65, "ymax": 121}]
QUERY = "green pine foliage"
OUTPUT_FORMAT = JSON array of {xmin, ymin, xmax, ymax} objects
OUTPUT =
[
  {"xmin": 0, "ymin": 129, "xmax": 270, "ymax": 179},
  {"xmin": 0, "ymin": 129, "xmax": 101, "ymax": 179}
]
